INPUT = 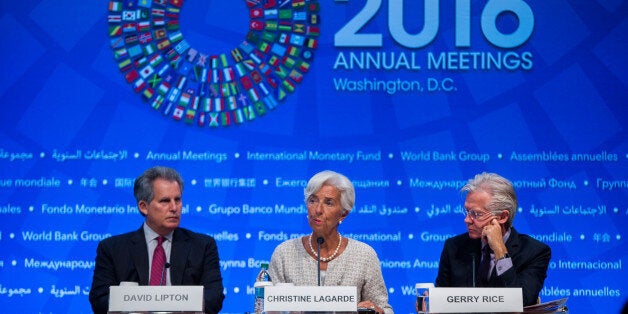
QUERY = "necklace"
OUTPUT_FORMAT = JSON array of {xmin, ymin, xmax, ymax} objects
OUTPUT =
[{"xmin": 308, "ymin": 233, "xmax": 342, "ymax": 262}]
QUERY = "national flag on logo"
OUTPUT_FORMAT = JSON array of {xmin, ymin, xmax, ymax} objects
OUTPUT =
[
  {"xmin": 221, "ymin": 112, "xmax": 231, "ymax": 126},
  {"xmin": 278, "ymin": 33, "xmax": 290, "ymax": 44},
  {"xmin": 153, "ymin": 0, "xmax": 166, "ymax": 6},
  {"xmin": 246, "ymin": 31, "xmax": 260, "ymax": 44},
  {"xmin": 125, "ymin": 69, "xmax": 140, "ymax": 82},
  {"xmin": 169, "ymin": 31, "xmax": 183, "ymax": 42},
  {"xmin": 172, "ymin": 106, "xmax": 184, "ymax": 120},
  {"xmin": 139, "ymin": 32, "xmax": 152, "ymax": 43},
  {"xmin": 246, "ymin": 0, "xmax": 260, "ymax": 7},
  {"xmin": 287, "ymin": 46, "xmax": 300, "ymax": 57},
  {"xmin": 270, "ymin": 43, "xmax": 286, "ymax": 56},
  {"xmin": 292, "ymin": 0, "xmax": 305, "ymax": 8},
  {"xmin": 165, "ymin": 7, "xmax": 180, "ymax": 18},
  {"xmin": 266, "ymin": 76, "xmax": 278, "ymax": 88},
  {"xmin": 264, "ymin": 21, "xmax": 277, "ymax": 31},
  {"xmin": 278, "ymin": 9, "xmax": 291, "ymax": 19},
  {"xmin": 223, "ymin": 68, "xmax": 235, "ymax": 82},
  {"xmin": 110, "ymin": 36, "xmax": 125, "ymax": 48},
  {"xmin": 275, "ymin": 65, "xmax": 288, "ymax": 79},
  {"xmin": 226, "ymin": 96, "xmax": 237, "ymax": 110},
  {"xmin": 143, "ymin": 43, "xmax": 155, "ymax": 55},
  {"xmin": 138, "ymin": 9, "xmax": 150, "ymax": 20},
  {"xmin": 239, "ymin": 41, "xmax": 255, "ymax": 54},
  {"xmin": 238, "ymin": 93, "xmax": 248, "ymax": 107},
  {"xmin": 124, "ymin": 34, "xmax": 138, "ymax": 45},
  {"xmin": 127, "ymin": 44, "xmax": 143, "ymax": 58},
  {"xmin": 151, "ymin": 94, "xmax": 164, "ymax": 109},
  {"xmin": 251, "ymin": 70, "xmax": 262, "ymax": 83},
  {"xmin": 179, "ymin": 92, "xmax": 191, "ymax": 107},
  {"xmin": 264, "ymin": 9, "xmax": 278, "ymax": 18},
  {"xmin": 157, "ymin": 39, "xmax": 171, "ymax": 50},
  {"xmin": 307, "ymin": 26, "xmax": 320, "ymax": 36},
  {"xmin": 289, "ymin": 69, "xmax": 303, "ymax": 83},
  {"xmin": 134, "ymin": 78, "xmax": 147, "ymax": 92},
  {"xmin": 278, "ymin": 22, "xmax": 292, "ymax": 32},
  {"xmin": 231, "ymin": 48, "xmax": 243, "ymax": 62},
  {"xmin": 240, "ymin": 76, "xmax": 253, "ymax": 90},
  {"xmin": 138, "ymin": 0, "xmax": 151, "ymax": 8},
  {"xmin": 108, "ymin": 14, "xmax": 122, "ymax": 23},
  {"xmin": 122, "ymin": 23, "xmax": 136, "ymax": 32},
  {"xmin": 305, "ymin": 38, "xmax": 318, "ymax": 49},
  {"xmin": 214, "ymin": 97, "xmax": 224, "ymax": 111},
  {"xmin": 137, "ymin": 21, "xmax": 150, "ymax": 32},
  {"xmin": 293, "ymin": 11, "xmax": 306, "ymax": 21},
  {"xmin": 148, "ymin": 74, "xmax": 161, "ymax": 88},
  {"xmin": 142, "ymin": 87, "xmax": 155, "ymax": 100},
  {"xmin": 140, "ymin": 64, "xmax": 155, "ymax": 78},
  {"xmin": 122, "ymin": 10, "xmax": 137, "ymax": 21},
  {"xmin": 220, "ymin": 54, "xmax": 228, "ymax": 67},
  {"xmin": 200, "ymin": 97, "xmax": 211, "ymax": 111},
  {"xmin": 248, "ymin": 88, "xmax": 260, "ymax": 102},
  {"xmin": 250, "ymin": 8, "xmax": 263, "ymax": 18},
  {"xmin": 169, "ymin": 0, "xmax": 182, "ymax": 7},
  {"xmin": 118, "ymin": 58, "xmax": 132, "ymax": 71},
  {"xmin": 250, "ymin": 20, "xmax": 264, "ymax": 30},
  {"xmin": 210, "ymin": 56, "xmax": 219, "ymax": 69},
  {"xmin": 211, "ymin": 69, "xmax": 222, "ymax": 84},
  {"xmin": 282, "ymin": 79, "xmax": 295, "ymax": 93},
  {"xmin": 293, "ymin": 23, "xmax": 305, "ymax": 33},
  {"xmin": 268, "ymin": 56, "xmax": 279, "ymax": 67},
  {"xmin": 263, "ymin": 94, "xmax": 278, "ymax": 109},
  {"xmin": 206, "ymin": 112, "xmax": 219, "ymax": 127},
  {"xmin": 134, "ymin": 56, "xmax": 148, "ymax": 68},
  {"xmin": 263, "ymin": 0, "xmax": 276, "ymax": 9},
  {"xmin": 166, "ymin": 20, "xmax": 179, "ymax": 30},
  {"xmin": 282, "ymin": 56, "xmax": 295, "ymax": 68},
  {"xmin": 262, "ymin": 32, "xmax": 276, "ymax": 43},
  {"xmin": 235, "ymin": 63, "xmax": 247, "ymax": 76},
  {"xmin": 152, "ymin": 8, "xmax": 165, "ymax": 16},
  {"xmin": 243, "ymin": 105, "xmax": 257, "ymax": 121},
  {"xmin": 153, "ymin": 18, "xmax": 165, "ymax": 26},
  {"xmin": 109, "ymin": 1, "xmax": 123, "ymax": 12},
  {"xmin": 184, "ymin": 109, "xmax": 196, "ymax": 124},
  {"xmin": 258, "ymin": 41, "xmax": 271, "ymax": 53},
  {"xmin": 243, "ymin": 59, "xmax": 256, "ymax": 70},
  {"xmin": 310, "ymin": 14, "xmax": 319, "ymax": 25},
  {"xmin": 258, "ymin": 82, "xmax": 270, "ymax": 95},
  {"xmin": 114, "ymin": 47, "xmax": 128, "ymax": 59},
  {"xmin": 234, "ymin": 108, "xmax": 245, "ymax": 124},
  {"xmin": 154, "ymin": 28, "xmax": 167, "ymax": 39},
  {"xmin": 158, "ymin": 81, "xmax": 171, "ymax": 95},
  {"xmin": 124, "ymin": 0, "xmax": 137, "ymax": 8},
  {"xmin": 254, "ymin": 101, "xmax": 267, "ymax": 116},
  {"xmin": 309, "ymin": 2, "xmax": 320, "ymax": 12}
]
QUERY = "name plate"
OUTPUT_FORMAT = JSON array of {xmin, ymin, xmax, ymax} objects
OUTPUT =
[
  {"xmin": 264, "ymin": 285, "xmax": 357, "ymax": 312},
  {"xmin": 429, "ymin": 287, "xmax": 523, "ymax": 313},
  {"xmin": 109, "ymin": 285, "xmax": 203, "ymax": 312}
]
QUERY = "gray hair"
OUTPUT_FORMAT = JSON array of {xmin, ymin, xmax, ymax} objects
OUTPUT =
[
  {"xmin": 304, "ymin": 170, "xmax": 355, "ymax": 213},
  {"xmin": 461, "ymin": 172, "xmax": 517, "ymax": 228},
  {"xmin": 134, "ymin": 166, "xmax": 184, "ymax": 215}
]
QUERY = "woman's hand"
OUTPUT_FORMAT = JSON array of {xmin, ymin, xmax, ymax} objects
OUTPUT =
[{"xmin": 358, "ymin": 300, "xmax": 384, "ymax": 314}]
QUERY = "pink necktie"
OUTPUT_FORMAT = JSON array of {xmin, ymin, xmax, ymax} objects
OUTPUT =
[{"xmin": 149, "ymin": 236, "xmax": 166, "ymax": 285}]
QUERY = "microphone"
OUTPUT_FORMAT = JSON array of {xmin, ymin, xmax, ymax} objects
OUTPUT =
[
  {"xmin": 470, "ymin": 253, "xmax": 476, "ymax": 288},
  {"xmin": 160, "ymin": 262, "xmax": 171, "ymax": 286},
  {"xmin": 317, "ymin": 237, "xmax": 324, "ymax": 286}
]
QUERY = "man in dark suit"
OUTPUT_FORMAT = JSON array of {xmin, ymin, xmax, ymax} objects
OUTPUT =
[
  {"xmin": 435, "ymin": 172, "xmax": 551, "ymax": 307},
  {"xmin": 89, "ymin": 166, "xmax": 225, "ymax": 314}
]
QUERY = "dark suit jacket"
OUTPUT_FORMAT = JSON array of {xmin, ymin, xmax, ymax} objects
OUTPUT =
[
  {"xmin": 89, "ymin": 226, "xmax": 225, "ymax": 314},
  {"xmin": 435, "ymin": 228, "xmax": 551, "ymax": 306}
]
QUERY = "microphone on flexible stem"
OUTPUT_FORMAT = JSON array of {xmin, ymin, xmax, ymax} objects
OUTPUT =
[
  {"xmin": 470, "ymin": 253, "xmax": 476, "ymax": 288},
  {"xmin": 160, "ymin": 262, "xmax": 171, "ymax": 286},
  {"xmin": 316, "ymin": 237, "xmax": 324, "ymax": 286}
]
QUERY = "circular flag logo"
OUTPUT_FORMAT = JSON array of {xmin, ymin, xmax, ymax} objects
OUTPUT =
[{"xmin": 107, "ymin": 0, "xmax": 320, "ymax": 127}]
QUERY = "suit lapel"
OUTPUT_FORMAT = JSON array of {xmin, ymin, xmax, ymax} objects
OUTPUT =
[
  {"xmin": 130, "ymin": 227, "xmax": 150, "ymax": 285},
  {"xmin": 169, "ymin": 228, "xmax": 191, "ymax": 285}
]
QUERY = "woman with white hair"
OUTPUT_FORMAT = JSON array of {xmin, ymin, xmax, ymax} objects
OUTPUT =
[{"xmin": 269, "ymin": 170, "xmax": 393, "ymax": 314}]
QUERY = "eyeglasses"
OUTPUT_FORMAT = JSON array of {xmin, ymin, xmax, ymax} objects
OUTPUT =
[
  {"xmin": 306, "ymin": 196, "xmax": 338, "ymax": 209},
  {"xmin": 463, "ymin": 209, "xmax": 494, "ymax": 221}
]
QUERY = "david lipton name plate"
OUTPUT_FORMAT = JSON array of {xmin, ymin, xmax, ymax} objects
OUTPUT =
[{"xmin": 109, "ymin": 285, "xmax": 203, "ymax": 312}]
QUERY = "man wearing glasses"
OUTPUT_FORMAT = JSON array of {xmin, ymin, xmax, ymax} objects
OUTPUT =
[{"xmin": 435, "ymin": 172, "xmax": 551, "ymax": 306}]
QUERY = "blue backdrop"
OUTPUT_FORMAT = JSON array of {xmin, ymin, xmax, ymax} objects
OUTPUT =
[{"xmin": 1, "ymin": 0, "xmax": 627, "ymax": 313}]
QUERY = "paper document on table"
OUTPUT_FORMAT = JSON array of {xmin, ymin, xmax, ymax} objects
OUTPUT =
[{"xmin": 523, "ymin": 297, "xmax": 568, "ymax": 313}]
